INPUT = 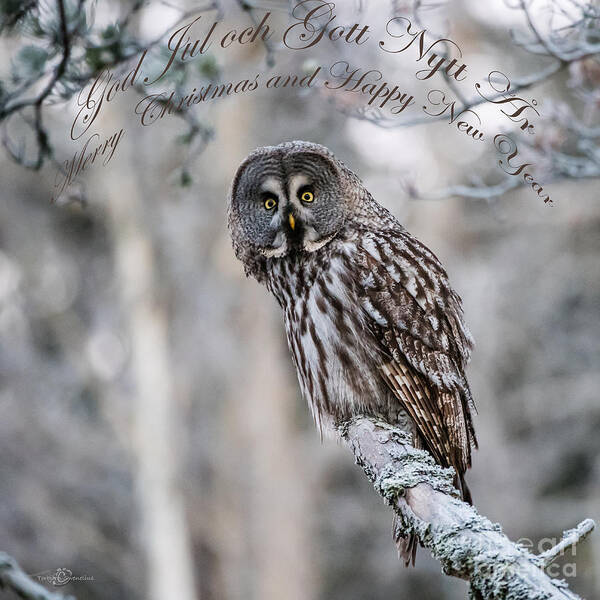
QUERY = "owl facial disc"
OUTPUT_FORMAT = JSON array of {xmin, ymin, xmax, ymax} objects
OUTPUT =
[{"xmin": 229, "ymin": 141, "xmax": 346, "ymax": 259}]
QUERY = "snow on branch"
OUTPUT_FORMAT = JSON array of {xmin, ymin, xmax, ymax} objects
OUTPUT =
[
  {"xmin": 538, "ymin": 520, "xmax": 596, "ymax": 569},
  {"xmin": 339, "ymin": 416, "xmax": 595, "ymax": 600}
]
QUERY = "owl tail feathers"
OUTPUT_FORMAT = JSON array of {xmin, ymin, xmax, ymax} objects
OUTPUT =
[
  {"xmin": 393, "ymin": 515, "xmax": 419, "ymax": 567},
  {"xmin": 392, "ymin": 474, "xmax": 472, "ymax": 567},
  {"xmin": 455, "ymin": 471, "xmax": 473, "ymax": 505}
]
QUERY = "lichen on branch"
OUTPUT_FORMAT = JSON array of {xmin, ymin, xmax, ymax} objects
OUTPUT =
[{"xmin": 339, "ymin": 416, "xmax": 594, "ymax": 600}]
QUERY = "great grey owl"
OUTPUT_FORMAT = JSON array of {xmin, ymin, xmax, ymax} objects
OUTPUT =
[{"xmin": 227, "ymin": 141, "xmax": 477, "ymax": 561}]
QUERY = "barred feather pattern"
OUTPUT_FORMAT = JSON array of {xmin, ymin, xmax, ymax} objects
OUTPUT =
[{"xmin": 264, "ymin": 222, "xmax": 477, "ymax": 485}]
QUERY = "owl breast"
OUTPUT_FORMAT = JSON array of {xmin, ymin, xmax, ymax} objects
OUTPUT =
[{"xmin": 265, "ymin": 234, "xmax": 398, "ymax": 433}]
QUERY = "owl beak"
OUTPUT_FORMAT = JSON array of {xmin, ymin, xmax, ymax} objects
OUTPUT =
[{"xmin": 288, "ymin": 213, "xmax": 296, "ymax": 231}]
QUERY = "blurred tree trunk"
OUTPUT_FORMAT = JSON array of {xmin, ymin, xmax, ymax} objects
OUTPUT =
[
  {"xmin": 101, "ymin": 109, "xmax": 198, "ymax": 600},
  {"xmin": 215, "ymin": 286, "xmax": 316, "ymax": 600},
  {"xmin": 213, "ymin": 91, "xmax": 316, "ymax": 600}
]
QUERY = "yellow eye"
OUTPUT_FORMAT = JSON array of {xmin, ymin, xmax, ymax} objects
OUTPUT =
[
  {"xmin": 264, "ymin": 197, "xmax": 277, "ymax": 210},
  {"xmin": 300, "ymin": 190, "xmax": 314, "ymax": 203}
]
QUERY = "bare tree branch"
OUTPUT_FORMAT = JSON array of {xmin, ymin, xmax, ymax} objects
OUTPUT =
[
  {"xmin": 0, "ymin": 0, "xmax": 71, "ymax": 169},
  {"xmin": 539, "ymin": 520, "xmax": 596, "ymax": 568},
  {"xmin": 339, "ymin": 416, "xmax": 595, "ymax": 600},
  {"xmin": 0, "ymin": 552, "xmax": 76, "ymax": 600},
  {"xmin": 0, "ymin": 0, "xmax": 222, "ymax": 172},
  {"xmin": 0, "ymin": 0, "xmax": 72, "ymax": 120},
  {"xmin": 341, "ymin": 60, "xmax": 565, "ymax": 130},
  {"xmin": 236, "ymin": 0, "xmax": 279, "ymax": 67}
]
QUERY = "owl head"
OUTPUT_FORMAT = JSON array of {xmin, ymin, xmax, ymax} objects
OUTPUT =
[{"xmin": 228, "ymin": 141, "xmax": 362, "ymax": 279}]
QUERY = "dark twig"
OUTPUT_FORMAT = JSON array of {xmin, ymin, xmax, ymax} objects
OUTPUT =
[
  {"xmin": 343, "ymin": 60, "xmax": 564, "ymax": 130},
  {"xmin": 0, "ymin": 0, "xmax": 72, "ymax": 120},
  {"xmin": 0, "ymin": 0, "xmax": 222, "ymax": 172},
  {"xmin": 236, "ymin": 0, "xmax": 277, "ymax": 67},
  {"xmin": 0, "ymin": 0, "xmax": 72, "ymax": 169},
  {"xmin": 520, "ymin": 0, "xmax": 565, "ymax": 60}
]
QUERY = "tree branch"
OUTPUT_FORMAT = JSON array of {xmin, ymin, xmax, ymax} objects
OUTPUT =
[
  {"xmin": 339, "ymin": 416, "xmax": 595, "ymax": 600},
  {"xmin": 0, "ymin": 0, "xmax": 222, "ymax": 172},
  {"xmin": 342, "ymin": 60, "xmax": 565, "ymax": 130},
  {"xmin": 0, "ymin": 0, "xmax": 71, "ymax": 169},
  {"xmin": 0, "ymin": 552, "xmax": 75, "ymax": 600},
  {"xmin": 0, "ymin": 0, "xmax": 71, "ymax": 120},
  {"xmin": 539, "ymin": 520, "xmax": 596, "ymax": 568}
]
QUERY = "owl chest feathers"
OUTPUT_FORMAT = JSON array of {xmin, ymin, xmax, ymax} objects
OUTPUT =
[{"xmin": 265, "ymin": 235, "xmax": 390, "ymax": 432}]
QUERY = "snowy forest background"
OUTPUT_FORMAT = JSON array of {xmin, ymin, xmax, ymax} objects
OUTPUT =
[{"xmin": 0, "ymin": 0, "xmax": 598, "ymax": 599}]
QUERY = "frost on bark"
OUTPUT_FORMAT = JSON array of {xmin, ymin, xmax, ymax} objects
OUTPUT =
[{"xmin": 339, "ymin": 416, "xmax": 595, "ymax": 600}]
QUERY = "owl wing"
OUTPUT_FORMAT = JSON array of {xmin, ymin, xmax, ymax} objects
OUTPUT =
[{"xmin": 355, "ymin": 228, "xmax": 477, "ymax": 481}]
